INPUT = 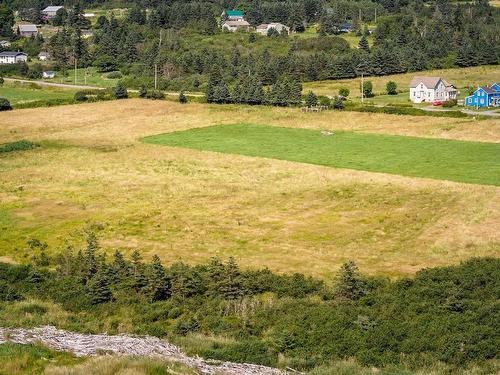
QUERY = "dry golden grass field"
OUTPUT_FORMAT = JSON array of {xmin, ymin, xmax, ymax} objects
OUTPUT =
[
  {"xmin": 1, "ymin": 100, "xmax": 499, "ymax": 279},
  {"xmin": 303, "ymin": 65, "xmax": 500, "ymax": 97}
]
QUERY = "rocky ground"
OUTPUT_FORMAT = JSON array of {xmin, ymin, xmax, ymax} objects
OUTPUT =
[{"xmin": 0, "ymin": 326, "xmax": 293, "ymax": 375}]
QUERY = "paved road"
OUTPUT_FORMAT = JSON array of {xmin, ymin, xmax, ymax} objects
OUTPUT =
[{"xmin": 3, "ymin": 77, "xmax": 205, "ymax": 97}]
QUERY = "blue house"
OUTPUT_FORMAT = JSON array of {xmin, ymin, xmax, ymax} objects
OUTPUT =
[{"xmin": 464, "ymin": 84, "xmax": 500, "ymax": 108}]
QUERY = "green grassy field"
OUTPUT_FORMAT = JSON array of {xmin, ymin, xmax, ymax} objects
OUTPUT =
[
  {"xmin": 144, "ymin": 123, "xmax": 500, "ymax": 186},
  {"xmin": 0, "ymin": 84, "xmax": 76, "ymax": 105}
]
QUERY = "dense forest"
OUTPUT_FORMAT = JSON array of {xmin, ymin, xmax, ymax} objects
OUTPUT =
[
  {"xmin": 0, "ymin": 0, "xmax": 498, "ymax": 93},
  {"xmin": 0, "ymin": 232, "xmax": 499, "ymax": 373}
]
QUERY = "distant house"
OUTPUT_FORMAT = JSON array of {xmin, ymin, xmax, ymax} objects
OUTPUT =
[
  {"xmin": 43, "ymin": 71, "xmax": 56, "ymax": 79},
  {"xmin": 222, "ymin": 20, "xmax": 251, "ymax": 32},
  {"xmin": 340, "ymin": 22, "xmax": 354, "ymax": 33},
  {"xmin": 81, "ymin": 30, "xmax": 93, "ymax": 39},
  {"xmin": 0, "ymin": 51, "xmax": 28, "ymax": 64},
  {"xmin": 0, "ymin": 40, "xmax": 11, "ymax": 48},
  {"xmin": 17, "ymin": 24, "xmax": 38, "ymax": 37},
  {"xmin": 42, "ymin": 5, "xmax": 64, "ymax": 20},
  {"xmin": 409, "ymin": 76, "xmax": 457, "ymax": 103},
  {"xmin": 256, "ymin": 23, "xmax": 290, "ymax": 36},
  {"xmin": 38, "ymin": 51, "xmax": 50, "ymax": 61},
  {"xmin": 464, "ymin": 84, "xmax": 500, "ymax": 108},
  {"xmin": 221, "ymin": 9, "xmax": 245, "ymax": 21}
]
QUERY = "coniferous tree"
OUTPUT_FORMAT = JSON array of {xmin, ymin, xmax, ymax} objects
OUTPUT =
[
  {"xmin": 305, "ymin": 91, "xmax": 318, "ymax": 107},
  {"xmin": 219, "ymin": 257, "xmax": 243, "ymax": 300},
  {"xmin": 87, "ymin": 269, "xmax": 113, "ymax": 304},
  {"xmin": 358, "ymin": 35, "xmax": 370, "ymax": 53},
  {"xmin": 145, "ymin": 255, "xmax": 170, "ymax": 302},
  {"xmin": 333, "ymin": 261, "xmax": 366, "ymax": 301},
  {"xmin": 114, "ymin": 82, "xmax": 128, "ymax": 99}
]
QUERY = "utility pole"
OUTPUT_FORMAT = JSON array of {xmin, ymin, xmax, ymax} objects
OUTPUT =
[
  {"xmin": 155, "ymin": 30, "xmax": 162, "ymax": 90},
  {"xmin": 361, "ymin": 73, "xmax": 364, "ymax": 104},
  {"xmin": 375, "ymin": 8, "xmax": 377, "ymax": 23},
  {"xmin": 74, "ymin": 58, "xmax": 77, "ymax": 84}
]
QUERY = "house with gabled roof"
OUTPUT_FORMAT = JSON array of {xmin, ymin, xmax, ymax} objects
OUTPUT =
[
  {"xmin": 221, "ymin": 10, "xmax": 245, "ymax": 21},
  {"xmin": 17, "ymin": 24, "xmax": 38, "ymax": 37},
  {"xmin": 222, "ymin": 20, "xmax": 251, "ymax": 32},
  {"xmin": 256, "ymin": 23, "xmax": 290, "ymax": 36},
  {"xmin": 42, "ymin": 5, "xmax": 64, "ymax": 20},
  {"xmin": 409, "ymin": 76, "xmax": 457, "ymax": 103},
  {"xmin": 464, "ymin": 84, "xmax": 500, "ymax": 108},
  {"xmin": 0, "ymin": 51, "xmax": 28, "ymax": 64}
]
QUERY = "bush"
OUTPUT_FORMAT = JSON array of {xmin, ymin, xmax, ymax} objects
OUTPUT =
[
  {"xmin": 0, "ymin": 140, "xmax": 38, "ymax": 153},
  {"xmin": 145, "ymin": 90, "xmax": 164, "ymax": 100},
  {"xmin": 442, "ymin": 99, "xmax": 458, "ymax": 108},
  {"xmin": 74, "ymin": 91, "xmax": 88, "ymax": 102},
  {"xmin": 338, "ymin": 87, "xmax": 349, "ymax": 98},
  {"xmin": 332, "ymin": 96, "xmax": 344, "ymax": 110},
  {"xmin": 386, "ymin": 81, "xmax": 397, "ymax": 95},
  {"xmin": 113, "ymin": 82, "xmax": 128, "ymax": 99},
  {"xmin": 179, "ymin": 91, "xmax": 187, "ymax": 104},
  {"xmin": 0, "ymin": 76, "xmax": 4, "ymax": 85},
  {"xmin": 138, "ymin": 86, "xmax": 147, "ymax": 98},
  {"xmin": 0, "ymin": 97, "xmax": 12, "ymax": 111},
  {"xmin": 107, "ymin": 71, "xmax": 122, "ymax": 79},
  {"xmin": 361, "ymin": 81, "xmax": 374, "ymax": 98}
]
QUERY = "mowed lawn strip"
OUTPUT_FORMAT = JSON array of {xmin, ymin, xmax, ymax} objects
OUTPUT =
[{"xmin": 144, "ymin": 123, "xmax": 500, "ymax": 186}]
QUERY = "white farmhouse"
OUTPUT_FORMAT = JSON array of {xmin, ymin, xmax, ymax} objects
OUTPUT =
[
  {"xmin": 256, "ymin": 23, "xmax": 290, "ymax": 36},
  {"xmin": 222, "ymin": 20, "xmax": 250, "ymax": 32},
  {"xmin": 409, "ymin": 76, "xmax": 457, "ymax": 103},
  {"xmin": 0, "ymin": 51, "xmax": 28, "ymax": 64}
]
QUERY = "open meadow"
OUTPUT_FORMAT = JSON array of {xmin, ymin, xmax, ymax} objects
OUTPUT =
[{"xmin": 1, "ymin": 100, "xmax": 499, "ymax": 279}]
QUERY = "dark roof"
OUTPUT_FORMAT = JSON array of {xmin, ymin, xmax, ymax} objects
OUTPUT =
[
  {"xmin": 480, "ymin": 86, "xmax": 497, "ymax": 95},
  {"xmin": 0, "ymin": 51, "xmax": 27, "ymax": 57}
]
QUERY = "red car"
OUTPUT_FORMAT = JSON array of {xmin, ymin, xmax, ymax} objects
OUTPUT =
[{"xmin": 432, "ymin": 101, "xmax": 443, "ymax": 106}]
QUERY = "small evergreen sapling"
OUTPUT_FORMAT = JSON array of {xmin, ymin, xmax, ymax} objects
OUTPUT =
[
  {"xmin": 305, "ymin": 91, "xmax": 318, "ymax": 107},
  {"xmin": 113, "ymin": 82, "xmax": 128, "ymax": 99}
]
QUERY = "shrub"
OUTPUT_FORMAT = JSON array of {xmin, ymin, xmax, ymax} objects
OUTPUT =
[
  {"xmin": 361, "ymin": 81, "xmax": 374, "ymax": 98},
  {"xmin": 0, "ymin": 97, "xmax": 12, "ymax": 111},
  {"xmin": 173, "ymin": 317, "xmax": 199, "ymax": 336},
  {"xmin": 442, "ymin": 99, "xmax": 458, "ymax": 108},
  {"xmin": 179, "ymin": 91, "xmax": 187, "ymax": 104},
  {"xmin": 332, "ymin": 96, "xmax": 344, "ymax": 110},
  {"xmin": 74, "ymin": 91, "xmax": 88, "ymax": 102},
  {"xmin": 145, "ymin": 90, "xmax": 164, "ymax": 100},
  {"xmin": 138, "ymin": 86, "xmax": 147, "ymax": 98},
  {"xmin": 318, "ymin": 96, "xmax": 331, "ymax": 107},
  {"xmin": 0, "ymin": 140, "xmax": 38, "ymax": 153},
  {"xmin": 386, "ymin": 81, "xmax": 397, "ymax": 95},
  {"xmin": 113, "ymin": 82, "xmax": 128, "ymax": 99},
  {"xmin": 0, "ymin": 76, "xmax": 4, "ymax": 85},
  {"xmin": 338, "ymin": 87, "xmax": 349, "ymax": 98},
  {"xmin": 107, "ymin": 71, "xmax": 122, "ymax": 79}
]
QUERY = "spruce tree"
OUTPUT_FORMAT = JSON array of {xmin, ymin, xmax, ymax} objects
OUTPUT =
[
  {"xmin": 305, "ymin": 91, "xmax": 318, "ymax": 107},
  {"xmin": 114, "ymin": 82, "xmax": 128, "ymax": 99},
  {"xmin": 358, "ymin": 36, "xmax": 370, "ymax": 53},
  {"xmin": 333, "ymin": 261, "xmax": 366, "ymax": 301},
  {"xmin": 219, "ymin": 257, "xmax": 243, "ymax": 300},
  {"xmin": 145, "ymin": 255, "xmax": 170, "ymax": 302},
  {"xmin": 87, "ymin": 269, "xmax": 113, "ymax": 304}
]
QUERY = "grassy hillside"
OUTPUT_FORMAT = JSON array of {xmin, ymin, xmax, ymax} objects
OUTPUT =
[
  {"xmin": 303, "ymin": 65, "xmax": 500, "ymax": 97},
  {"xmin": 0, "ymin": 84, "xmax": 76, "ymax": 106},
  {"xmin": 144, "ymin": 124, "xmax": 500, "ymax": 186},
  {"xmin": 0, "ymin": 100, "xmax": 499, "ymax": 278}
]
